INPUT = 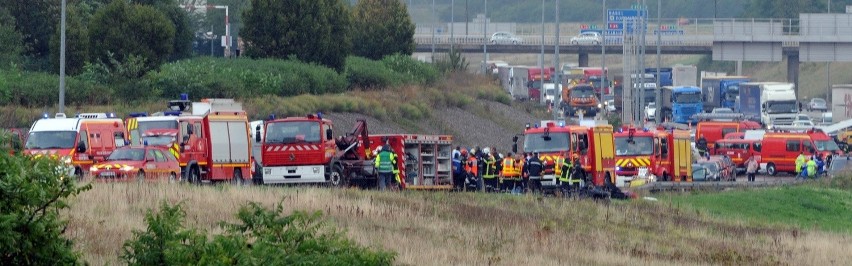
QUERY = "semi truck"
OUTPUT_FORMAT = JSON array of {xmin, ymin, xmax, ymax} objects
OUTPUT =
[
  {"xmin": 645, "ymin": 67, "xmax": 672, "ymax": 86},
  {"xmin": 527, "ymin": 67, "xmax": 553, "ymax": 103},
  {"xmin": 700, "ymin": 76, "xmax": 750, "ymax": 112},
  {"xmin": 736, "ymin": 82, "xmax": 762, "ymax": 121},
  {"xmin": 737, "ymin": 82, "xmax": 798, "ymax": 127},
  {"xmin": 671, "ymin": 65, "xmax": 698, "ymax": 87},
  {"xmin": 660, "ymin": 86, "xmax": 703, "ymax": 124}
]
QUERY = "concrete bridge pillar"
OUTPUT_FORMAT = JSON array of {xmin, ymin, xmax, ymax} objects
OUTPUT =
[
  {"xmin": 787, "ymin": 53, "xmax": 799, "ymax": 99},
  {"xmin": 578, "ymin": 53, "xmax": 589, "ymax": 67}
]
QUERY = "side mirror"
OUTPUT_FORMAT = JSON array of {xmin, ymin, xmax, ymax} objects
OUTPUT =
[
  {"xmin": 76, "ymin": 141, "xmax": 87, "ymax": 153},
  {"xmin": 512, "ymin": 143, "xmax": 518, "ymax": 153},
  {"xmin": 255, "ymin": 127, "xmax": 262, "ymax": 143},
  {"xmin": 326, "ymin": 128, "xmax": 333, "ymax": 141}
]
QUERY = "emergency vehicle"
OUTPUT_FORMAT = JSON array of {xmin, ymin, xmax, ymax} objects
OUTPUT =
[
  {"xmin": 181, "ymin": 99, "xmax": 252, "ymax": 184},
  {"xmin": 712, "ymin": 138, "xmax": 761, "ymax": 168},
  {"xmin": 614, "ymin": 127, "xmax": 693, "ymax": 186},
  {"xmin": 760, "ymin": 129, "xmax": 843, "ymax": 176},
  {"xmin": 367, "ymin": 134, "xmax": 454, "ymax": 190},
  {"xmin": 24, "ymin": 113, "xmax": 128, "ymax": 177},
  {"xmin": 695, "ymin": 120, "xmax": 762, "ymax": 153},
  {"xmin": 514, "ymin": 121, "xmax": 616, "ymax": 190}
]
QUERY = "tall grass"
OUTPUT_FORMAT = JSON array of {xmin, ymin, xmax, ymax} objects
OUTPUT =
[{"xmin": 66, "ymin": 183, "xmax": 852, "ymax": 265}]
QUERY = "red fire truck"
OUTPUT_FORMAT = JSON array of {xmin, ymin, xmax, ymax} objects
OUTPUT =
[
  {"xmin": 183, "ymin": 99, "xmax": 252, "ymax": 184},
  {"xmin": 367, "ymin": 134, "xmax": 454, "ymax": 190},
  {"xmin": 614, "ymin": 127, "xmax": 693, "ymax": 185},
  {"xmin": 513, "ymin": 121, "xmax": 616, "ymax": 190}
]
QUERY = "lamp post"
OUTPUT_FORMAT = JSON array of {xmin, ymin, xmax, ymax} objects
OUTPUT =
[
  {"xmin": 59, "ymin": 0, "xmax": 66, "ymax": 113},
  {"xmin": 180, "ymin": 4, "xmax": 231, "ymax": 57}
]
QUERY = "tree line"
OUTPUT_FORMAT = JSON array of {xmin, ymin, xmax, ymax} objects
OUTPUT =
[{"xmin": 0, "ymin": 0, "xmax": 416, "ymax": 76}]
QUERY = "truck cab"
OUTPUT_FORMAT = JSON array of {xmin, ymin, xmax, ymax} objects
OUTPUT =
[
  {"xmin": 255, "ymin": 114, "xmax": 338, "ymax": 185},
  {"xmin": 759, "ymin": 82, "xmax": 798, "ymax": 127},
  {"xmin": 562, "ymin": 84, "xmax": 600, "ymax": 117},
  {"xmin": 700, "ymin": 76, "xmax": 749, "ymax": 111},
  {"xmin": 661, "ymin": 86, "xmax": 703, "ymax": 124},
  {"xmin": 614, "ymin": 127, "xmax": 656, "ymax": 186},
  {"xmin": 25, "ymin": 113, "xmax": 128, "ymax": 178}
]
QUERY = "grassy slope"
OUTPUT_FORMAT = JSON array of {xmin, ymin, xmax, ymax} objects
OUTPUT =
[
  {"xmin": 67, "ymin": 183, "xmax": 851, "ymax": 265},
  {"xmin": 667, "ymin": 185, "xmax": 852, "ymax": 233}
]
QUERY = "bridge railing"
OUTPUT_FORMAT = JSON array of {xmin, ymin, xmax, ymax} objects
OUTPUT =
[{"xmin": 413, "ymin": 34, "xmax": 714, "ymax": 47}]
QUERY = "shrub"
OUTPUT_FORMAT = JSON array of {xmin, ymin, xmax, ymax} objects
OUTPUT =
[
  {"xmin": 381, "ymin": 54, "xmax": 439, "ymax": 85},
  {"xmin": 345, "ymin": 56, "xmax": 401, "ymax": 89},
  {"xmin": 0, "ymin": 69, "xmax": 112, "ymax": 107},
  {"xmin": 0, "ymin": 143, "xmax": 91, "ymax": 265},
  {"xmin": 122, "ymin": 202, "xmax": 395, "ymax": 265}
]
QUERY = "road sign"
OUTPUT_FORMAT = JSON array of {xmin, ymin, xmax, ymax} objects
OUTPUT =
[{"xmin": 606, "ymin": 8, "xmax": 647, "ymax": 35}]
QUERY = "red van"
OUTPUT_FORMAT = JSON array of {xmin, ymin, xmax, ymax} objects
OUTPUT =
[
  {"xmin": 695, "ymin": 121, "xmax": 762, "ymax": 153},
  {"xmin": 760, "ymin": 129, "xmax": 842, "ymax": 176},
  {"xmin": 713, "ymin": 138, "xmax": 761, "ymax": 168}
]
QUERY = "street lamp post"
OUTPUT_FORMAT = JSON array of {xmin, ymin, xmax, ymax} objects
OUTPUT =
[
  {"xmin": 59, "ymin": 0, "xmax": 66, "ymax": 113},
  {"xmin": 180, "ymin": 4, "xmax": 231, "ymax": 57}
]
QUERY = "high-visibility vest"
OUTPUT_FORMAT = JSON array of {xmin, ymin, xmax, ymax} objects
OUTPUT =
[
  {"xmin": 501, "ymin": 158, "xmax": 519, "ymax": 178},
  {"xmin": 465, "ymin": 157, "xmax": 478, "ymax": 176},
  {"xmin": 375, "ymin": 151, "xmax": 395, "ymax": 173},
  {"xmin": 795, "ymin": 155, "xmax": 806, "ymax": 173},
  {"xmin": 558, "ymin": 159, "xmax": 572, "ymax": 182},
  {"xmin": 483, "ymin": 156, "xmax": 497, "ymax": 179},
  {"xmin": 554, "ymin": 156, "xmax": 565, "ymax": 176}
]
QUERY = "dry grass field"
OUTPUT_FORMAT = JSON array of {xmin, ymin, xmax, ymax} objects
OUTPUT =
[{"xmin": 66, "ymin": 182, "xmax": 852, "ymax": 265}]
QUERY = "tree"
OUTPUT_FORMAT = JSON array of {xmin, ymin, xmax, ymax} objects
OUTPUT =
[
  {"xmin": 242, "ymin": 0, "xmax": 351, "ymax": 71},
  {"xmin": 0, "ymin": 133, "xmax": 91, "ymax": 265},
  {"xmin": 133, "ymin": 0, "xmax": 194, "ymax": 61},
  {"xmin": 49, "ymin": 6, "xmax": 89, "ymax": 75},
  {"xmin": 89, "ymin": 0, "xmax": 176, "ymax": 73},
  {"xmin": 0, "ymin": 0, "xmax": 60, "ymax": 60},
  {"xmin": 0, "ymin": 7, "xmax": 23, "ymax": 68},
  {"xmin": 744, "ymin": 0, "xmax": 826, "ymax": 18},
  {"xmin": 351, "ymin": 0, "xmax": 415, "ymax": 60}
]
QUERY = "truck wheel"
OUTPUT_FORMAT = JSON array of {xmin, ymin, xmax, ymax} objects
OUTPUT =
[
  {"xmin": 231, "ymin": 169, "xmax": 244, "ymax": 186},
  {"xmin": 329, "ymin": 165, "xmax": 347, "ymax": 188},
  {"xmin": 74, "ymin": 167, "xmax": 84, "ymax": 181},
  {"xmin": 169, "ymin": 172, "xmax": 178, "ymax": 183},
  {"xmin": 137, "ymin": 171, "xmax": 145, "ymax": 183},
  {"xmin": 662, "ymin": 172, "xmax": 669, "ymax": 182},
  {"xmin": 188, "ymin": 167, "xmax": 201, "ymax": 184},
  {"xmin": 766, "ymin": 163, "xmax": 777, "ymax": 176}
]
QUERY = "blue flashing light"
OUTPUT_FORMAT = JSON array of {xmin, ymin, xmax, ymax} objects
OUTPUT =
[
  {"xmin": 268, "ymin": 114, "xmax": 276, "ymax": 121},
  {"xmin": 163, "ymin": 111, "xmax": 182, "ymax": 116},
  {"xmin": 180, "ymin": 93, "xmax": 189, "ymax": 101},
  {"xmin": 107, "ymin": 112, "xmax": 116, "ymax": 118},
  {"xmin": 534, "ymin": 123, "xmax": 540, "ymax": 128},
  {"xmin": 42, "ymin": 112, "xmax": 49, "ymax": 119},
  {"xmin": 317, "ymin": 112, "xmax": 323, "ymax": 120},
  {"xmin": 643, "ymin": 128, "xmax": 649, "ymax": 132},
  {"xmin": 558, "ymin": 121, "xmax": 565, "ymax": 127},
  {"xmin": 143, "ymin": 140, "xmax": 149, "ymax": 146},
  {"xmin": 617, "ymin": 128, "xmax": 623, "ymax": 133},
  {"xmin": 616, "ymin": 166, "xmax": 621, "ymax": 171},
  {"xmin": 75, "ymin": 112, "xmax": 80, "ymax": 118},
  {"xmin": 129, "ymin": 112, "xmax": 148, "ymax": 118}
]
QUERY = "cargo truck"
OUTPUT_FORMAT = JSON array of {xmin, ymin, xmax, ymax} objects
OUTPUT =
[
  {"xmin": 671, "ymin": 65, "xmax": 698, "ymax": 87},
  {"xmin": 832, "ymin": 84, "xmax": 852, "ymax": 122},
  {"xmin": 741, "ymin": 82, "xmax": 798, "ymax": 127},
  {"xmin": 660, "ymin": 86, "xmax": 703, "ymax": 124},
  {"xmin": 736, "ymin": 82, "xmax": 762, "ymax": 121},
  {"xmin": 645, "ymin": 67, "xmax": 672, "ymax": 87},
  {"xmin": 700, "ymin": 76, "xmax": 750, "ymax": 112},
  {"xmin": 527, "ymin": 67, "xmax": 553, "ymax": 103}
]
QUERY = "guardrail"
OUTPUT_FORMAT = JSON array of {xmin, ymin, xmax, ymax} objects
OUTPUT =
[
  {"xmin": 635, "ymin": 179, "xmax": 804, "ymax": 193},
  {"xmin": 414, "ymin": 34, "xmax": 714, "ymax": 47}
]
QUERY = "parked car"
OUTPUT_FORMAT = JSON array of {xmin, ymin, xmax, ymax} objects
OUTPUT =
[
  {"xmin": 696, "ymin": 155, "xmax": 737, "ymax": 181},
  {"xmin": 644, "ymin": 102, "xmax": 656, "ymax": 120},
  {"xmin": 807, "ymin": 98, "xmax": 828, "ymax": 112},
  {"xmin": 792, "ymin": 114, "xmax": 814, "ymax": 127},
  {"xmin": 691, "ymin": 163, "xmax": 711, "ymax": 181},
  {"xmin": 89, "ymin": 145, "xmax": 181, "ymax": 182},
  {"xmin": 489, "ymin": 32, "xmax": 522, "ymax": 44},
  {"xmin": 570, "ymin": 32, "xmax": 602, "ymax": 45},
  {"xmin": 711, "ymin": 107, "xmax": 734, "ymax": 114}
]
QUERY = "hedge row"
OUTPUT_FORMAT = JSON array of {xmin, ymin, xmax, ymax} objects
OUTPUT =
[{"xmin": 2, "ymin": 55, "xmax": 441, "ymax": 107}]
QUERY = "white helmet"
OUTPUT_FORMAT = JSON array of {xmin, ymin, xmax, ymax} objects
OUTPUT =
[
  {"xmin": 373, "ymin": 146, "xmax": 382, "ymax": 156},
  {"xmin": 483, "ymin": 147, "xmax": 491, "ymax": 155}
]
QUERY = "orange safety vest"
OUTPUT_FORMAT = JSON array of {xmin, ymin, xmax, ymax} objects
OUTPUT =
[
  {"xmin": 554, "ymin": 156, "xmax": 565, "ymax": 176},
  {"xmin": 501, "ymin": 158, "xmax": 519, "ymax": 178},
  {"xmin": 465, "ymin": 157, "xmax": 478, "ymax": 176}
]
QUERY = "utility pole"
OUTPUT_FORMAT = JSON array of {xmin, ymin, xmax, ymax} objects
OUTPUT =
[
  {"xmin": 555, "ymin": 0, "xmax": 560, "ymax": 102},
  {"xmin": 451, "ymin": 0, "xmax": 455, "ymax": 50},
  {"xmin": 483, "ymin": 0, "xmax": 488, "ymax": 73},
  {"xmin": 601, "ymin": 0, "xmax": 607, "ymax": 117},
  {"xmin": 465, "ymin": 0, "xmax": 469, "ymax": 36},
  {"xmin": 655, "ymin": 0, "xmax": 662, "ymax": 123},
  {"xmin": 59, "ymin": 0, "xmax": 67, "ymax": 113},
  {"xmin": 827, "ymin": 0, "xmax": 831, "ymax": 102},
  {"xmin": 540, "ymin": 0, "xmax": 545, "ymax": 106},
  {"xmin": 431, "ymin": 0, "xmax": 436, "ymax": 60}
]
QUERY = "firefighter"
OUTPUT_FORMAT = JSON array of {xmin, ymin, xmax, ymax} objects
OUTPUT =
[
  {"xmin": 464, "ymin": 150, "xmax": 479, "ymax": 192},
  {"xmin": 806, "ymin": 156, "xmax": 817, "ymax": 179},
  {"xmin": 795, "ymin": 152, "xmax": 806, "ymax": 177},
  {"xmin": 524, "ymin": 152, "xmax": 543, "ymax": 193},
  {"xmin": 452, "ymin": 149, "xmax": 465, "ymax": 191},
  {"xmin": 500, "ymin": 152, "xmax": 517, "ymax": 192},
  {"xmin": 571, "ymin": 153, "xmax": 586, "ymax": 186},
  {"xmin": 558, "ymin": 153, "xmax": 573, "ymax": 195},
  {"xmin": 374, "ymin": 144, "xmax": 397, "ymax": 191},
  {"xmin": 696, "ymin": 135, "xmax": 708, "ymax": 156},
  {"xmin": 482, "ymin": 148, "xmax": 498, "ymax": 192}
]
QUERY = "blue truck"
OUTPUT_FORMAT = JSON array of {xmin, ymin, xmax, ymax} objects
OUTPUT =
[
  {"xmin": 645, "ymin": 67, "xmax": 673, "ymax": 87},
  {"xmin": 699, "ymin": 76, "xmax": 750, "ymax": 112},
  {"xmin": 736, "ymin": 82, "xmax": 762, "ymax": 121},
  {"xmin": 661, "ymin": 86, "xmax": 703, "ymax": 124}
]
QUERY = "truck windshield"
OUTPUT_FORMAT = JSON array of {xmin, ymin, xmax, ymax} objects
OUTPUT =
[
  {"xmin": 528, "ymin": 80, "xmax": 543, "ymax": 89},
  {"xmin": 133, "ymin": 121, "xmax": 179, "ymax": 144},
  {"xmin": 673, "ymin": 92, "xmax": 701, "ymax": 103},
  {"xmin": 107, "ymin": 148, "xmax": 145, "ymax": 161},
  {"xmin": 615, "ymin": 136, "xmax": 654, "ymax": 156},
  {"xmin": 725, "ymin": 85, "xmax": 739, "ymax": 101},
  {"xmin": 142, "ymin": 136, "xmax": 175, "ymax": 146},
  {"xmin": 545, "ymin": 88, "xmax": 556, "ymax": 96},
  {"xmin": 570, "ymin": 86, "xmax": 595, "ymax": 98},
  {"xmin": 814, "ymin": 140, "xmax": 840, "ymax": 152},
  {"xmin": 265, "ymin": 121, "xmax": 321, "ymax": 144},
  {"xmin": 643, "ymin": 88, "xmax": 656, "ymax": 104},
  {"xmin": 524, "ymin": 132, "xmax": 569, "ymax": 153},
  {"xmin": 25, "ymin": 131, "xmax": 78, "ymax": 149},
  {"xmin": 766, "ymin": 101, "xmax": 797, "ymax": 114}
]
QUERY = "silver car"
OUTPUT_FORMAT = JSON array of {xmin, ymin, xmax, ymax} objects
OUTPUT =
[
  {"xmin": 570, "ymin": 32, "xmax": 602, "ymax": 45},
  {"xmin": 489, "ymin": 32, "xmax": 522, "ymax": 44},
  {"xmin": 807, "ymin": 98, "xmax": 828, "ymax": 112}
]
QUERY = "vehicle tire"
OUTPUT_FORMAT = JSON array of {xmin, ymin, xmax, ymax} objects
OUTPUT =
[
  {"xmin": 662, "ymin": 172, "xmax": 669, "ymax": 182},
  {"xmin": 74, "ymin": 167, "xmax": 84, "ymax": 181},
  {"xmin": 137, "ymin": 171, "xmax": 145, "ymax": 183},
  {"xmin": 491, "ymin": 40, "xmax": 496, "ymax": 44},
  {"xmin": 231, "ymin": 169, "xmax": 244, "ymax": 186},
  {"xmin": 512, "ymin": 40, "xmax": 518, "ymax": 45},
  {"xmin": 329, "ymin": 165, "xmax": 347, "ymax": 188},
  {"xmin": 766, "ymin": 163, "xmax": 777, "ymax": 176},
  {"xmin": 169, "ymin": 172, "xmax": 178, "ymax": 183},
  {"xmin": 571, "ymin": 40, "xmax": 578, "ymax": 45},
  {"xmin": 593, "ymin": 40, "xmax": 599, "ymax": 45}
]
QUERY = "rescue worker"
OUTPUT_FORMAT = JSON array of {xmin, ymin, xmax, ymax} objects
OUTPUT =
[
  {"xmin": 806, "ymin": 156, "xmax": 817, "ymax": 179},
  {"xmin": 452, "ymin": 149, "xmax": 465, "ymax": 191},
  {"xmin": 464, "ymin": 150, "xmax": 479, "ymax": 192},
  {"xmin": 557, "ymin": 153, "xmax": 573, "ymax": 195},
  {"xmin": 795, "ymin": 152, "xmax": 806, "ymax": 177},
  {"xmin": 746, "ymin": 156, "xmax": 758, "ymax": 182},
  {"xmin": 374, "ymin": 143, "xmax": 397, "ymax": 191},
  {"xmin": 524, "ymin": 152, "xmax": 543, "ymax": 193},
  {"xmin": 696, "ymin": 135, "xmax": 708, "ymax": 156},
  {"xmin": 571, "ymin": 153, "xmax": 586, "ymax": 186},
  {"xmin": 816, "ymin": 155, "xmax": 825, "ymax": 177},
  {"xmin": 482, "ymin": 148, "xmax": 498, "ymax": 192},
  {"xmin": 500, "ymin": 152, "xmax": 518, "ymax": 192}
]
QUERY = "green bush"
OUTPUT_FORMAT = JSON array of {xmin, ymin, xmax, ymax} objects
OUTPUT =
[
  {"xmin": 381, "ymin": 54, "xmax": 439, "ymax": 85},
  {"xmin": 0, "ymin": 144, "xmax": 91, "ymax": 265},
  {"xmin": 345, "ymin": 56, "xmax": 402, "ymax": 89},
  {"xmin": 122, "ymin": 202, "xmax": 395, "ymax": 265},
  {"xmin": 0, "ymin": 69, "xmax": 112, "ymax": 107}
]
